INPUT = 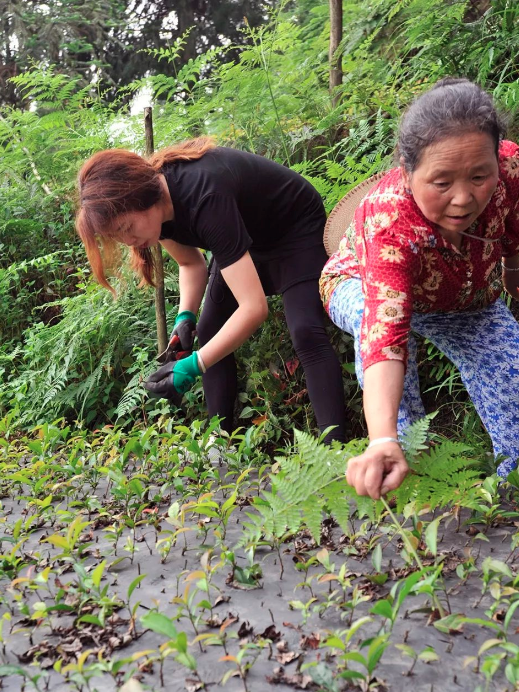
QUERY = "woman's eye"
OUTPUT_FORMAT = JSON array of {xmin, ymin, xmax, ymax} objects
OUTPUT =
[
  {"xmin": 433, "ymin": 182, "xmax": 449, "ymax": 189},
  {"xmin": 473, "ymin": 175, "xmax": 486, "ymax": 182}
]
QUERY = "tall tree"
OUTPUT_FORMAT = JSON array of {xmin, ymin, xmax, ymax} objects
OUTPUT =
[{"xmin": 1, "ymin": 0, "xmax": 272, "ymax": 108}]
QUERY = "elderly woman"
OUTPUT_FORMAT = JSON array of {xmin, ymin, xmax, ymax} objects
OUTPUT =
[
  {"xmin": 320, "ymin": 78, "xmax": 519, "ymax": 499},
  {"xmin": 76, "ymin": 139, "xmax": 346, "ymax": 442}
]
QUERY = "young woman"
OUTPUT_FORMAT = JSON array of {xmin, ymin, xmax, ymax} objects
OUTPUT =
[
  {"xmin": 76, "ymin": 139, "xmax": 346, "ymax": 441},
  {"xmin": 320, "ymin": 78, "xmax": 519, "ymax": 498}
]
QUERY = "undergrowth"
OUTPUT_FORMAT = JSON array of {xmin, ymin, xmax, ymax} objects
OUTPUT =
[
  {"xmin": 240, "ymin": 415, "xmax": 485, "ymax": 549},
  {"xmin": 1, "ymin": 0, "xmax": 518, "ymax": 430}
]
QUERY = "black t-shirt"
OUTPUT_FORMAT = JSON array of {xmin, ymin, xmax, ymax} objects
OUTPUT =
[{"xmin": 159, "ymin": 147, "xmax": 326, "ymax": 270}]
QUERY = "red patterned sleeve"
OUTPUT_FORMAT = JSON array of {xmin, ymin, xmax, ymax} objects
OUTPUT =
[
  {"xmin": 499, "ymin": 140, "xmax": 519, "ymax": 258},
  {"xmin": 359, "ymin": 226, "xmax": 420, "ymax": 371}
]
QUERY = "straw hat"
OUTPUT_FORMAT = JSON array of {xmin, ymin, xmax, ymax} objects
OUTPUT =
[{"xmin": 323, "ymin": 171, "xmax": 386, "ymax": 256}]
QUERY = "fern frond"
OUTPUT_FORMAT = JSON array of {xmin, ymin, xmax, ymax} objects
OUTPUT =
[
  {"xmin": 238, "ymin": 418, "xmax": 484, "ymax": 552},
  {"xmin": 321, "ymin": 480, "xmax": 352, "ymax": 534},
  {"xmin": 238, "ymin": 430, "xmax": 352, "ymax": 547},
  {"xmin": 116, "ymin": 374, "xmax": 145, "ymax": 419},
  {"xmin": 400, "ymin": 413, "xmax": 437, "ymax": 456},
  {"xmin": 395, "ymin": 433, "xmax": 482, "ymax": 512},
  {"xmin": 301, "ymin": 499, "xmax": 325, "ymax": 543}
]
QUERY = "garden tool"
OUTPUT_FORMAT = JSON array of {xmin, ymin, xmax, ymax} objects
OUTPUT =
[{"xmin": 157, "ymin": 334, "xmax": 192, "ymax": 364}]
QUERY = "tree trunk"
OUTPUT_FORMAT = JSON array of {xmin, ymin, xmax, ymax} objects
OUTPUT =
[
  {"xmin": 176, "ymin": 1, "xmax": 197, "ymax": 62},
  {"xmin": 329, "ymin": 0, "xmax": 343, "ymax": 107},
  {"xmin": 144, "ymin": 107, "xmax": 168, "ymax": 355}
]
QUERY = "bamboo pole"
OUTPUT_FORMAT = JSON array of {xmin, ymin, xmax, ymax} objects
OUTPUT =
[{"xmin": 144, "ymin": 107, "xmax": 168, "ymax": 355}]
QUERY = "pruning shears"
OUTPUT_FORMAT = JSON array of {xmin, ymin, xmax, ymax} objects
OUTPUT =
[{"xmin": 157, "ymin": 334, "xmax": 191, "ymax": 365}]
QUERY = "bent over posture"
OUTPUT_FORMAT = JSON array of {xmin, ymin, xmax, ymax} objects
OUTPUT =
[
  {"xmin": 320, "ymin": 78, "xmax": 519, "ymax": 498},
  {"xmin": 77, "ymin": 139, "xmax": 346, "ymax": 441}
]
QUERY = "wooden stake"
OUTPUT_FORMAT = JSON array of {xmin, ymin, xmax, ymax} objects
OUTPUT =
[
  {"xmin": 329, "ymin": 0, "xmax": 343, "ymax": 107},
  {"xmin": 144, "ymin": 107, "xmax": 168, "ymax": 355}
]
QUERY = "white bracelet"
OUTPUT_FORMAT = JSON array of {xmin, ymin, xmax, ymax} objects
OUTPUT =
[
  {"xmin": 197, "ymin": 351, "xmax": 207, "ymax": 374},
  {"xmin": 368, "ymin": 437, "xmax": 400, "ymax": 449},
  {"xmin": 502, "ymin": 264, "xmax": 519, "ymax": 272}
]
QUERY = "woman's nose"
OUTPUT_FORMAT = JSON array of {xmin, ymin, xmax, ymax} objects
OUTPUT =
[{"xmin": 451, "ymin": 185, "xmax": 474, "ymax": 207}]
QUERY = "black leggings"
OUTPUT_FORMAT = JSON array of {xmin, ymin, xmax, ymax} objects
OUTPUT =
[{"xmin": 197, "ymin": 272, "xmax": 346, "ymax": 442}]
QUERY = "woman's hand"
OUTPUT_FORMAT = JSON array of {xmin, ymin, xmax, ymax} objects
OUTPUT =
[
  {"xmin": 144, "ymin": 353, "xmax": 201, "ymax": 402},
  {"xmin": 159, "ymin": 243, "xmax": 267, "ymax": 371},
  {"xmin": 346, "ymin": 441, "xmax": 409, "ymax": 500},
  {"xmin": 357, "ymin": 359, "xmax": 407, "ymax": 498}
]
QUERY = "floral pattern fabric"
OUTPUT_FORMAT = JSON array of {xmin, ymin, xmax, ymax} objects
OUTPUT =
[
  {"xmin": 320, "ymin": 141, "xmax": 519, "ymax": 371},
  {"xmin": 329, "ymin": 278, "xmax": 519, "ymax": 477}
]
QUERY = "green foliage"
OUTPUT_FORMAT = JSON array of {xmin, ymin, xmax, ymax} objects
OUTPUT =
[
  {"xmin": 2, "ymin": 0, "xmax": 518, "ymax": 430},
  {"xmin": 239, "ymin": 429, "xmax": 369, "ymax": 548},
  {"xmin": 400, "ymin": 412, "xmax": 436, "ymax": 455},
  {"xmin": 1, "ymin": 0, "xmax": 271, "ymax": 110},
  {"xmin": 240, "ymin": 417, "xmax": 485, "ymax": 549},
  {"xmin": 393, "ymin": 438, "xmax": 483, "ymax": 513},
  {"xmin": 0, "ymin": 275, "xmax": 160, "ymax": 426}
]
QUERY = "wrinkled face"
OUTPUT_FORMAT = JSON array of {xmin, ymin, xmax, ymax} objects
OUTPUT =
[
  {"xmin": 113, "ymin": 204, "xmax": 164, "ymax": 250},
  {"xmin": 402, "ymin": 132, "xmax": 499, "ymax": 238}
]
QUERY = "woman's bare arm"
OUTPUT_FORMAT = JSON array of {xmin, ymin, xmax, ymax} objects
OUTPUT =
[{"xmin": 160, "ymin": 239, "xmax": 208, "ymax": 315}]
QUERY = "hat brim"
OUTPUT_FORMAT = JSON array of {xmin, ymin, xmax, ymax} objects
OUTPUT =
[{"xmin": 323, "ymin": 172, "xmax": 386, "ymax": 256}]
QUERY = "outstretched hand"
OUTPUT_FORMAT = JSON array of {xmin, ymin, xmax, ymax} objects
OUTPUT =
[{"xmin": 346, "ymin": 441, "xmax": 409, "ymax": 500}]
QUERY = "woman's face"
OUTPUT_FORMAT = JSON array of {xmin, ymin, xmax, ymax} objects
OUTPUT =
[
  {"xmin": 113, "ymin": 204, "xmax": 164, "ymax": 250},
  {"xmin": 402, "ymin": 132, "xmax": 499, "ymax": 239},
  {"xmin": 110, "ymin": 174, "xmax": 173, "ymax": 250}
]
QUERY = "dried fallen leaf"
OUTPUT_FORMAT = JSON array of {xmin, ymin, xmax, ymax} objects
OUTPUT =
[
  {"xmin": 282, "ymin": 621, "xmax": 302, "ymax": 631},
  {"xmin": 119, "ymin": 679, "xmax": 145, "ymax": 692},
  {"xmin": 285, "ymin": 358, "xmax": 300, "ymax": 376},
  {"xmin": 237, "ymin": 621, "xmax": 253, "ymax": 638},
  {"xmin": 266, "ymin": 666, "xmax": 313, "ymax": 689},
  {"xmin": 299, "ymin": 633, "xmax": 321, "ymax": 650},
  {"xmin": 59, "ymin": 638, "xmax": 83, "ymax": 655},
  {"xmin": 64, "ymin": 593, "xmax": 80, "ymax": 607},
  {"xmin": 275, "ymin": 651, "xmax": 300, "ymax": 665},
  {"xmin": 206, "ymin": 612, "xmax": 238, "ymax": 629},
  {"xmin": 259, "ymin": 625, "xmax": 281, "ymax": 642}
]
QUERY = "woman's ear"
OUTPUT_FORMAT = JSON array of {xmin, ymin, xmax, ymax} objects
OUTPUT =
[{"xmin": 400, "ymin": 157, "xmax": 411, "ymax": 192}]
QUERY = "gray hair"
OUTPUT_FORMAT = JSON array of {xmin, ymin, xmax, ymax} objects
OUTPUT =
[{"xmin": 398, "ymin": 78, "xmax": 507, "ymax": 172}]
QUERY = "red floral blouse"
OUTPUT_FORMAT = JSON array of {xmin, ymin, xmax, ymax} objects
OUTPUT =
[{"xmin": 320, "ymin": 140, "xmax": 519, "ymax": 371}]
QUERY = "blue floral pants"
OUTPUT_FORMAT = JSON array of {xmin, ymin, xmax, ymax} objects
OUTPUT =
[{"xmin": 329, "ymin": 278, "xmax": 519, "ymax": 477}]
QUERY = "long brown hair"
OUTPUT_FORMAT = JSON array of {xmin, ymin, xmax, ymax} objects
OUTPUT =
[{"xmin": 76, "ymin": 136, "xmax": 216, "ymax": 291}]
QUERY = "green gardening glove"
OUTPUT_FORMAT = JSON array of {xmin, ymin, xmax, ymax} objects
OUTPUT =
[
  {"xmin": 171, "ymin": 310, "xmax": 197, "ymax": 351},
  {"xmin": 144, "ymin": 352, "xmax": 202, "ymax": 400}
]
